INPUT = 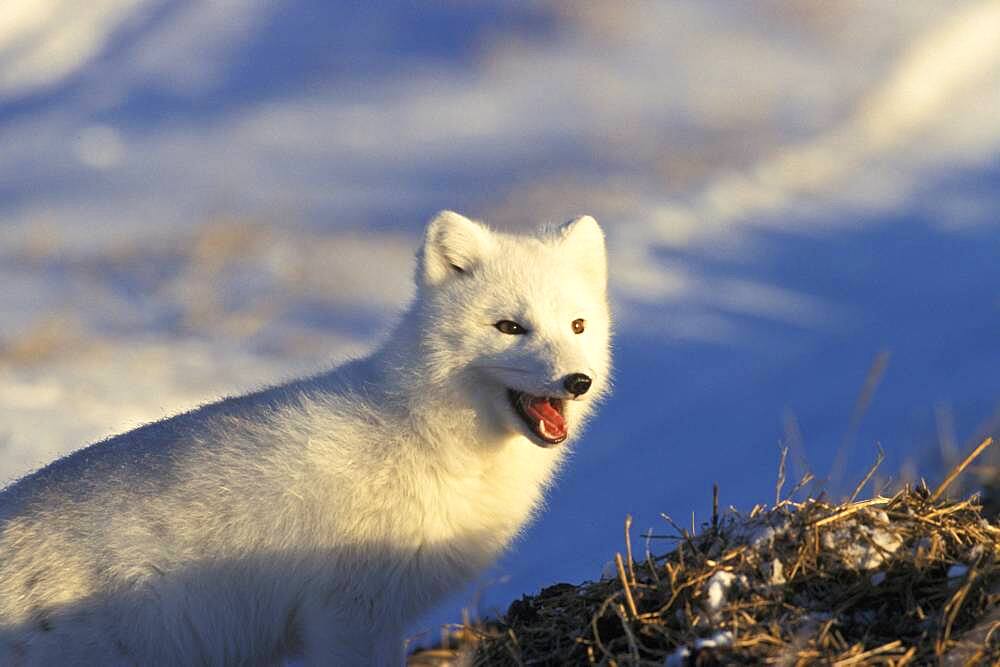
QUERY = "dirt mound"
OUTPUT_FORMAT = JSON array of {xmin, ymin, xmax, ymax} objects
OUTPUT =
[{"xmin": 413, "ymin": 438, "xmax": 1000, "ymax": 666}]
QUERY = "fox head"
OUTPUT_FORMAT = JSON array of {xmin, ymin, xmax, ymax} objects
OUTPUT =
[{"xmin": 411, "ymin": 210, "xmax": 611, "ymax": 448}]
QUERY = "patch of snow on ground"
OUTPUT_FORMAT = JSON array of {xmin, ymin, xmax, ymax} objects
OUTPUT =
[
  {"xmin": 664, "ymin": 630, "xmax": 734, "ymax": 667},
  {"xmin": 763, "ymin": 558, "xmax": 785, "ymax": 586},
  {"xmin": 704, "ymin": 570, "xmax": 737, "ymax": 613},
  {"xmin": 821, "ymin": 520, "xmax": 903, "ymax": 570}
]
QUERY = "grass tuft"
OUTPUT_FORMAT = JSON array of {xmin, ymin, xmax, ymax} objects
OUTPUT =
[{"xmin": 413, "ymin": 437, "xmax": 1000, "ymax": 665}]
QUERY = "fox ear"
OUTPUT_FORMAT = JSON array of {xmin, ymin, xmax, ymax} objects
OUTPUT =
[
  {"xmin": 419, "ymin": 210, "xmax": 494, "ymax": 286},
  {"xmin": 559, "ymin": 215, "xmax": 607, "ymax": 289}
]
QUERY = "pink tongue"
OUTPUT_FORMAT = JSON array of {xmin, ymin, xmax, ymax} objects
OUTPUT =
[{"xmin": 530, "ymin": 397, "xmax": 566, "ymax": 434}]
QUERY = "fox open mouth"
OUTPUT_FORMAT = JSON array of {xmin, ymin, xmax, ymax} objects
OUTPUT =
[{"xmin": 507, "ymin": 389, "xmax": 567, "ymax": 445}]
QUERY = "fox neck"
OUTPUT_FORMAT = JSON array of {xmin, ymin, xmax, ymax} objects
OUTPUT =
[{"xmin": 367, "ymin": 308, "xmax": 511, "ymax": 454}]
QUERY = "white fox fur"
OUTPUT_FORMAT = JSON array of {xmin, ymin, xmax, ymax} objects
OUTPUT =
[{"xmin": 0, "ymin": 211, "xmax": 611, "ymax": 666}]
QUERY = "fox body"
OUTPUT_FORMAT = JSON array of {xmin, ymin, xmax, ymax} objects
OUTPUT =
[{"xmin": 0, "ymin": 211, "xmax": 611, "ymax": 665}]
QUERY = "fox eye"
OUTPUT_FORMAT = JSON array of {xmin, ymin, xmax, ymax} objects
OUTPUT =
[
  {"xmin": 572, "ymin": 318, "xmax": 586, "ymax": 334},
  {"xmin": 495, "ymin": 320, "xmax": 527, "ymax": 335}
]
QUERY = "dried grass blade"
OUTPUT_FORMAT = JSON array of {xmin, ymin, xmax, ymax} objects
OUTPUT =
[{"xmin": 931, "ymin": 436, "xmax": 994, "ymax": 502}]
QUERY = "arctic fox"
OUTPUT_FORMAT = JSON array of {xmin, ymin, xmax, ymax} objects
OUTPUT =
[{"xmin": 0, "ymin": 211, "xmax": 611, "ymax": 665}]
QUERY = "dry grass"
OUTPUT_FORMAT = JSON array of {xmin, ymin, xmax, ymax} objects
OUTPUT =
[{"xmin": 413, "ymin": 438, "xmax": 1000, "ymax": 666}]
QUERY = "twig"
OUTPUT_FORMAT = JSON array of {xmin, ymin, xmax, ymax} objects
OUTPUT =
[
  {"xmin": 831, "ymin": 639, "xmax": 903, "ymax": 665},
  {"xmin": 643, "ymin": 528, "xmax": 661, "ymax": 586},
  {"xmin": 776, "ymin": 445, "xmax": 789, "ymax": 506},
  {"xmin": 812, "ymin": 497, "xmax": 890, "ymax": 528},
  {"xmin": 590, "ymin": 595, "xmax": 620, "ymax": 662},
  {"xmin": 712, "ymin": 483, "xmax": 719, "ymax": 534},
  {"xmin": 848, "ymin": 443, "xmax": 885, "ymax": 503},
  {"xmin": 937, "ymin": 556, "xmax": 982, "ymax": 653},
  {"xmin": 615, "ymin": 552, "xmax": 639, "ymax": 619},
  {"xmin": 612, "ymin": 602, "xmax": 641, "ymax": 665},
  {"xmin": 624, "ymin": 514, "xmax": 636, "ymax": 586},
  {"xmin": 931, "ymin": 437, "xmax": 994, "ymax": 502},
  {"xmin": 504, "ymin": 628, "xmax": 524, "ymax": 667},
  {"xmin": 786, "ymin": 470, "xmax": 815, "ymax": 502}
]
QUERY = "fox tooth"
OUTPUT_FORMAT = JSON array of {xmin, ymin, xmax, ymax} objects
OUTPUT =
[
  {"xmin": 540, "ymin": 420, "xmax": 562, "ymax": 439},
  {"xmin": 538, "ymin": 420, "xmax": 546, "ymax": 436}
]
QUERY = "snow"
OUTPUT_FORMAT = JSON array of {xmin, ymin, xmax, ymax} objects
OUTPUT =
[
  {"xmin": 821, "ymin": 521, "xmax": 904, "ymax": 570},
  {"xmin": 704, "ymin": 570, "xmax": 737, "ymax": 614},
  {"xmin": 1, "ymin": 1, "xmax": 999, "ymax": 657},
  {"xmin": 764, "ymin": 559, "xmax": 786, "ymax": 586},
  {"xmin": 695, "ymin": 632, "xmax": 734, "ymax": 650},
  {"xmin": 664, "ymin": 646, "xmax": 690, "ymax": 667},
  {"xmin": 731, "ymin": 517, "xmax": 791, "ymax": 550},
  {"xmin": 664, "ymin": 631, "xmax": 734, "ymax": 666}
]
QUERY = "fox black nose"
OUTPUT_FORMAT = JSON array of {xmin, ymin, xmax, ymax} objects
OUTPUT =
[{"xmin": 563, "ymin": 373, "xmax": 592, "ymax": 397}]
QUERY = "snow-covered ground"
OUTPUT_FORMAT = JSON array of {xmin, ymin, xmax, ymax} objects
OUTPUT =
[{"xmin": 2, "ymin": 0, "xmax": 998, "ymax": 650}]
